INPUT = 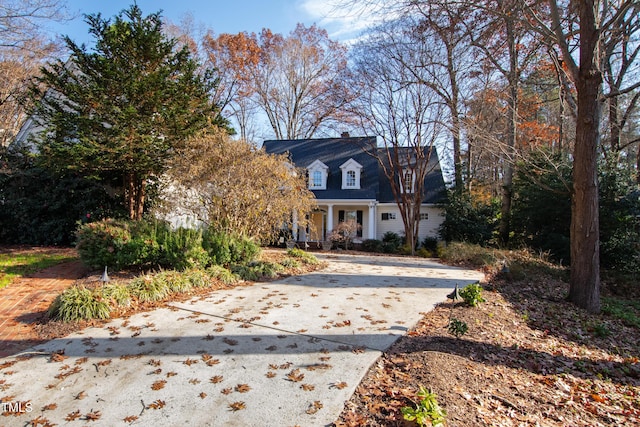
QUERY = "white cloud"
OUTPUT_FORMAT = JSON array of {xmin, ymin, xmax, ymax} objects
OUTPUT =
[{"xmin": 296, "ymin": 0, "xmax": 388, "ymax": 42}]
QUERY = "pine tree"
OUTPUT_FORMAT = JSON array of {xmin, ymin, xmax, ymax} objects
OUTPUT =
[{"xmin": 29, "ymin": 5, "xmax": 228, "ymax": 219}]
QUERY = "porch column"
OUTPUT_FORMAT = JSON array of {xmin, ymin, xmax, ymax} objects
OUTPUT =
[
  {"xmin": 326, "ymin": 204, "xmax": 334, "ymax": 236},
  {"xmin": 368, "ymin": 202, "xmax": 377, "ymax": 239}
]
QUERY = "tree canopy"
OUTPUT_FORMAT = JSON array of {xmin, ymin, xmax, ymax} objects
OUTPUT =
[{"xmin": 28, "ymin": 4, "xmax": 228, "ymax": 220}]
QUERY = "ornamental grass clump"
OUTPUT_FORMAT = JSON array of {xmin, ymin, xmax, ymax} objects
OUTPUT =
[
  {"xmin": 99, "ymin": 283, "xmax": 131, "ymax": 307},
  {"xmin": 154, "ymin": 269, "xmax": 192, "ymax": 293},
  {"xmin": 48, "ymin": 286, "xmax": 110, "ymax": 322},
  {"xmin": 127, "ymin": 274, "xmax": 170, "ymax": 302},
  {"xmin": 286, "ymin": 248, "xmax": 319, "ymax": 265},
  {"xmin": 206, "ymin": 265, "xmax": 238, "ymax": 285}
]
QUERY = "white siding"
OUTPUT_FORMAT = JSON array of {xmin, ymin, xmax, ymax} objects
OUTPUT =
[{"xmin": 375, "ymin": 204, "xmax": 443, "ymax": 243}]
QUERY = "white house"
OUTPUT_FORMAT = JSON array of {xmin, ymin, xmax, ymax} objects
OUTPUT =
[{"xmin": 263, "ymin": 135, "xmax": 446, "ymax": 245}]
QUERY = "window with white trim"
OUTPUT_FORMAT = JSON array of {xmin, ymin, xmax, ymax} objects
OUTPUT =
[
  {"xmin": 400, "ymin": 169, "xmax": 416, "ymax": 193},
  {"xmin": 307, "ymin": 159, "xmax": 328, "ymax": 190},
  {"xmin": 381, "ymin": 212, "xmax": 397, "ymax": 221},
  {"xmin": 346, "ymin": 170, "xmax": 356, "ymax": 187},
  {"xmin": 340, "ymin": 158, "xmax": 363, "ymax": 190},
  {"xmin": 419, "ymin": 213, "xmax": 429, "ymax": 221}
]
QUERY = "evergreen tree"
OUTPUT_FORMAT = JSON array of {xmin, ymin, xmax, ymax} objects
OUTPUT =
[{"xmin": 29, "ymin": 5, "xmax": 228, "ymax": 219}]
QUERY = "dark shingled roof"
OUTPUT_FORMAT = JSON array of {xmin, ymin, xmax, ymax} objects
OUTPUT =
[{"xmin": 263, "ymin": 136, "xmax": 445, "ymax": 204}]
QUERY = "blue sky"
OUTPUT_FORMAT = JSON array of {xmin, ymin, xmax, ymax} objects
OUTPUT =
[{"xmin": 44, "ymin": 0, "xmax": 372, "ymax": 46}]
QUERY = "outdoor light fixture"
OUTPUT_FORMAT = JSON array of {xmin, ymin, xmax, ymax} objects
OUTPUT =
[{"xmin": 100, "ymin": 266, "xmax": 110, "ymax": 283}]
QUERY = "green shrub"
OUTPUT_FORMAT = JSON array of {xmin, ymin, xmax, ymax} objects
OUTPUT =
[
  {"xmin": 460, "ymin": 282, "xmax": 485, "ymax": 307},
  {"xmin": 203, "ymin": 230, "xmax": 260, "ymax": 266},
  {"xmin": 401, "ymin": 386, "xmax": 446, "ymax": 426},
  {"xmin": 382, "ymin": 231, "xmax": 403, "ymax": 253},
  {"xmin": 0, "ymin": 153, "xmax": 124, "ymax": 246},
  {"xmin": 127, "ymin": 274, "xmax": 170, "ymax": 302},
  {"xmin": 416, "ymin": 247, "xmax": 432, "ymax": 258},
  {"xmin": 76, "ymin": 219, "xmax": 133, "ymax": 269},
  {"xmin": 422, "ymin": 237, "xmax": 439, "ymax": 253},
  {"xmin": 286, "ymin": 248, "xmax": 319, "ymax": 264},
  {"xmin": 157, "ymin": 227, "xmax": 209, "ymax": 271},
  {"xmin": 439, "ymin": 189, "xmax": 499, "ymax": 246},
  {"xmin": 48, "ymin": 286, "xmax": 111, "ymax": 322},
  {"xmin": 448, "ymin": 317, "xmax": 469, "ymax": 338},
  {"xmin": 362, "ymin": 239, "xmax": 383, "ymax": 253}
]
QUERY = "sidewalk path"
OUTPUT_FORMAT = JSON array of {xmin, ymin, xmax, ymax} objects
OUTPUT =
[
  {"xmin": 0, "ymin": 253, "xmax": 483, "ymax": 426},
  {"xmin": 0, "ymin": 260, "xmax": 87, "ymax": 358}
]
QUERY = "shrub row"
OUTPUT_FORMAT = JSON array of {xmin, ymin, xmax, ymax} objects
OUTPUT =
[
  {"xmin": 48, "ymin": 267, "xmax": 238, "ymax": 322},
  {"xmin": 361, "ymin": 232, "xmax": 441, "ymax": 257},
  {"xmin": 76, "ymin": 219, "xmax": 260, "ymax": 271},
  {"xmin": 48, "ymin": 251, "xmax": 320, "ymax": 322}
]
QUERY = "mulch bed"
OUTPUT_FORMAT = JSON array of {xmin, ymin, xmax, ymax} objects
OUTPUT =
[{"xmin": 334, "ymin": 273, "xmax": 640, "ymax": 426}]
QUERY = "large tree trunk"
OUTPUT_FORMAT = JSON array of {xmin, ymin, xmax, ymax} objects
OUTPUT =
[
  {"xmin": 569, "ymin": 0, "xmax": 601, "ymax": 313},
  {"xmin": 498, "ymin": 18, "xmax": 518, "ymax": 247},
  {"xmin": 125, "ymin": 172, "xmax": 146, "ymax": 220}
]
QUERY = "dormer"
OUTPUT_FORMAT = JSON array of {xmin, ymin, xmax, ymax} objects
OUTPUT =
[
  {"xmin": 400, "ymin": 168, "xmax": 416, "ymax": 193},
  {"xmin": 340, "ymin": 158, "xmax": 363, "ymax": 190},
  {"xmin": 307, "ymin": 159, "xmax": 329, "ymax": 190}
]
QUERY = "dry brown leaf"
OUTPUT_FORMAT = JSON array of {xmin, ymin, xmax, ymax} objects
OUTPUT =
[
  {"xmin": 123, "ymin": 415, "xmax": 139, "ymax": 423},
  {"xmin": 199, "ymin": 392, "xmax": 207, "ymax": 399},
  {"xmin": 266, "ymin": 371, "xmax": 277, "ymax": 378},
  {"xmin": 75, "ymin": 391, "xmax": 87, "ymax": 400},
  {"xmin": 42, "ymin": 403, "xmax": 57, "ymax": 411},
  {"xmin": 229, "ymin": 401, "xmax": 246, "ymax": 411},
  {"xmin": 301, "ymin": 384, "xmax": 315, "ymax": 391},
  {"xmin": 149, "ymin": 359, "xmax": 161, "ymax": 366},
  {"xmin": 286, "ymin": 369, "xmax": 305, "ymax": 382},
  {"xmin": 221, "ymin": 388, "xmax": 232, "ymax": 395},
  {"xmin": 151, "ymin": 380, "xmax": 166, "ymax": 390},
  {"xmin": 235, "ymin": 384, "xmax": 251, "ymax": 393},
  {"xmin": 147, "ymin": 400, "xmax": 166, "ymax": 410},
  {"xmin": 305, "ymin": 401, "xmax": 323, "ymax": 414},
  {"xmin": 332, "ymin": 381, "xmax": 348, "ymax": 390},
  {"xmin": 183, "ymin": 358, "xmax": 198, "ymax": 366},
  {"xmin": 210, "ymin": 375, "xmax": 224, "ymax": 384},
  {"xmin": 84, "ymin": 410, "xmax": 101, "ymax": 421},
  {"xmin": 166, "ymin": 372, "xmax": 177, "ymax": 377}
]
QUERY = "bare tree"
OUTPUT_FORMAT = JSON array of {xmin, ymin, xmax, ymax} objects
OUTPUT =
[
  {"xmin": 253, "ymin": 24, "xmax": 354, "ymax": 139},
  {"xmin": 0, "ymin": 0, "xmax": 68, "ymax": 147},
  {"xmin": 350, "ymin": 20, "xmax": 444, "ymax": 253}
]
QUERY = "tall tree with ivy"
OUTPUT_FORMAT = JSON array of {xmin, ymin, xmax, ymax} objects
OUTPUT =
[{"xmin": 28, "ymin": 5, "xmax": 227, "ymax": 220}]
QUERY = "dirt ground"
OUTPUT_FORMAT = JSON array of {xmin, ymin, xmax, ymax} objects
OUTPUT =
[{"xmin": 335, "ymin": 272, "xmax": 640, "ymax": 426}]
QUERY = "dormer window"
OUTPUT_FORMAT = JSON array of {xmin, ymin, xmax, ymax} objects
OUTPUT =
[
  {"xmin": 307, "ymin": 159, "xmax": 328, "ymax": 190},
  {"xmin": 340, "ymin": 158, "xmax": 362, "ymax": 190},
  {"xmin": 400, "ymin": 169, "xmax": 416, "ymax": 193}
]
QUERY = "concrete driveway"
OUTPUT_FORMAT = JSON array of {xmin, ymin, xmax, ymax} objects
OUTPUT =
[{"xmin": 1, "ymin": 253, "xmax": 483, "ymax": 426}]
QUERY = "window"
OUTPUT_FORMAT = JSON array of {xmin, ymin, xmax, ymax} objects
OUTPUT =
[
  {"xmin": 340, "ymin": 158, "xmax": 363, "ymax": 189},
  {"xmin": 346, "ymin": 170, "xmax": 356, "ymax": 187},
  {"xmin": 402, "ymin": 170, "xmax": 414, "ymax": 193},
  {"xmin": 307, "ymin": 159, "xmax": 328, "ymax": 190},
  {"xmin": 311, "ymin": 170, "xmax": 323, "ymax": 188},
  {"xmin": 381, "ymin": 212, "xmax": 397, "ymax": 221},
  {"xmin": 419, "ymin": 213, "xmax": 429, "ymax": 221}
]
